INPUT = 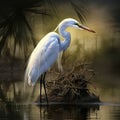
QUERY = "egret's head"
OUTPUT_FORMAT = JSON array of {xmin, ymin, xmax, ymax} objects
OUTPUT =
[{"xmin": 56, "ymin": 18, "xmax": 96, "ymax": 33}]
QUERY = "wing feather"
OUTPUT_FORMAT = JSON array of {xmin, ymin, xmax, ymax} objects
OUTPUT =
[{"xmin": 24, "ymin": 32, "xmax": 60, "ymax": 86}]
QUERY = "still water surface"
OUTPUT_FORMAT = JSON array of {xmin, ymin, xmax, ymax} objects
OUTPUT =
[
  {"xmin": 0, "ymin": 102, "xmax": 120, "ymax": 120},
  {"xmin": 0, "ymin": 74, "xmax": 120, "ymax": 120}
]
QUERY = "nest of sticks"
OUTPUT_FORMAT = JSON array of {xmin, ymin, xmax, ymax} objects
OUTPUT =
[{"xmin": 46, "ymin": 63, "xmax": 99, "ymax": 103}]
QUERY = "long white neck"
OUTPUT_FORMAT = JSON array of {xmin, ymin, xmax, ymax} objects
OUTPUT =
[{"xmin": 58, "ymin": 24, "xmax": 71, "ymax": 51}]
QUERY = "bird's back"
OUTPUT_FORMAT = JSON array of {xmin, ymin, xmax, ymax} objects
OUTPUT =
[{"xmin": 24, "ymin": 32, "xmax": 60, "ymax": 86}]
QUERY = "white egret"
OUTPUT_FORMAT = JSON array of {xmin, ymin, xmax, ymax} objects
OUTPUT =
[{"xmin": 24, "ymin": 18, "xmax": 95, "ymax": 104}]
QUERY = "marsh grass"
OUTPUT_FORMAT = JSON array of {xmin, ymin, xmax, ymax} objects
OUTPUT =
[{"xmin": 44, "ymin": 63, "xmax": 99, "ymax": 103}]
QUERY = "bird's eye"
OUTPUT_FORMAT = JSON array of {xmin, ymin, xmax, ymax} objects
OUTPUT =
[
  {"xmin": 74, "ymin": 22, "xmax": 80, "ymax": 26},
  {"xmin": 74, "ymin": 23, "xmax": 78, "ymax": 25},
  {"xmin": 73, "ymin": 22, "xmax": 80, "ymax": 28}
]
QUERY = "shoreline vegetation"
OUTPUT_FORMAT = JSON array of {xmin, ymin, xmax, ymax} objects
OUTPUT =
[
  {"xmin": 37, "ymin": 63, "xmax": 100, "ymax": 104},
  {"xmin": 0, "ymin": 57, "xmax": 99, "ymax": 104}
]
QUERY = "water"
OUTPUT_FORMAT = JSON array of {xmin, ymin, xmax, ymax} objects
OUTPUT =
[
  {"xmin": 0, "ymin": 102, "xmax": 120, "ymax": 120},
  {"xmin": 0, "ymin": 75, "xmax": 120, "ymax": 120}
]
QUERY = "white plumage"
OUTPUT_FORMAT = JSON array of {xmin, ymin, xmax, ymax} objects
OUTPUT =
[{"xmin": 25, "ymin": 32, "xmax": 60, "ymax": 86}]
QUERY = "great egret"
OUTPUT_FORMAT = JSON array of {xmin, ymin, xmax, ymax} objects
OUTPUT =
[{"xmin": 24, "ymin": 18, "xmax": 95, "ymax": 104}]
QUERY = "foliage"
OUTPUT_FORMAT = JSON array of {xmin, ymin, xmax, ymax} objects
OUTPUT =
[
  {"xmin": 46, "ymin": 63, "xmax": 99, "ymax": 103},
  {"xmin": 0, "ymin": 0, "xmax": 47, "ymax": 57},
  {"xmin": 0, "ymin": 0, "xmax": 87, "ymax": 58}
]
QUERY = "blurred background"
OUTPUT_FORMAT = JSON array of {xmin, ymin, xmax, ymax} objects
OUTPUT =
[
  {"xmin": 0, "ymin": 0, "xmax": 120, "ymax": 75},
  {"xmin": 0, "ymin": 0, "xmax": 120, "ymax": 120},
  {"xmin": 0, "ymin": 0, "xmax": 119, "ymax": 98}
]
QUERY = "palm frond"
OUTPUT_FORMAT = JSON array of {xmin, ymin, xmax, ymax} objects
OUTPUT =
[
  {"xmin": 0, "ymin": 0, "xmax": 87, "ymax": 58},
  {"xmin": 70, "ymin": 0, "xmax": 87, "ymax": 24},
  {"xmin": 0, "ymin": 0, "xmax": 49, "ymax": 56}
]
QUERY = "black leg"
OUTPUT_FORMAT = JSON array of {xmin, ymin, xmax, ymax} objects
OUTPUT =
[{"xmin": 43, "ymin": 72, "xmax": 49, "ymax": 104}]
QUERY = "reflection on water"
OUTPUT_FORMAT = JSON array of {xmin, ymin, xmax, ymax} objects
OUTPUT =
[
  {"xmin": 0, "ymin": 74, "xmax": 120, "ymax": 120},
  {"xmin": 44, "ymin": 104, "xmax": 99, "ymax": 120},
  {"xmin": 0, "ymin": 102, "xmax": 120, "ymax": 120},
  {"xmin": 0, "ymin": 102, "xmax": 99, "ymax": 120}
]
